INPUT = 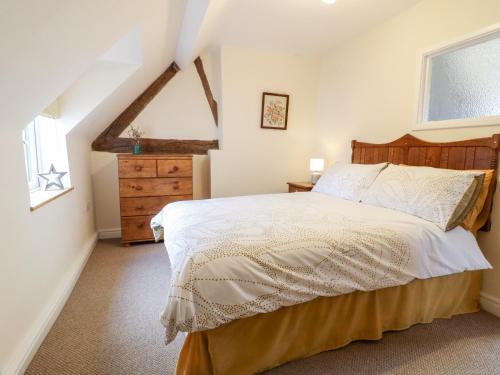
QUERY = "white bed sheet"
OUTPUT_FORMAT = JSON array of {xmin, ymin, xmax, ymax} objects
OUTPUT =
[{"xmin": 151, "ymin": 192, "xmax": 491, "ymax": 344}]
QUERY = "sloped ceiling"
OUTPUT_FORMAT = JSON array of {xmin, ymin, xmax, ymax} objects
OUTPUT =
[
  {"xmin": 0, "ymin": 0, "xmax": 423, "ymax": 139},
  {"xmin": 0, "ymin": 0, "xmax": 187, "ymax": 140},
  {"xmin": 83, "ymin": 0, "xmax": 424, "ymax": 141},
  {"xmin": 71, "ymin": 0, "xmax": 187, "ymax": 140},
  {"xmin": 177, "ymin": 0, "xmax": 423, "ymax": 66}
]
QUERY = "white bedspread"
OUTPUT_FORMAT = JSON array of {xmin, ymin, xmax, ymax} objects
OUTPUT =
[{"xmin": 151, "ymin": 192, "xmax": 491, "ymax": 344}]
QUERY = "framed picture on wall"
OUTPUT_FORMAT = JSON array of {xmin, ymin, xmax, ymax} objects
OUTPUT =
[{"xmin": 260, "ymin": 92, "xmax": 289, "ymax": 130}]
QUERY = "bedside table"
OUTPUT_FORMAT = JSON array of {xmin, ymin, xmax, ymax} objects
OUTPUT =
[{"xmin": 287, "ymin": 182, "xmax": 313, "ymax": 193}]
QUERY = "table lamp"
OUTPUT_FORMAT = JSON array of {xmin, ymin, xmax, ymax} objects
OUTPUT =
[{"xmin": 310, "ymin": 158, "xmax": 325, "ymax": 184}]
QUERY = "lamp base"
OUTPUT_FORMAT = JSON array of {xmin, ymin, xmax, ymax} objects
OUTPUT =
[{"xmin": 311, "ymin": 172, "xmax": 321, "ymax": 185}]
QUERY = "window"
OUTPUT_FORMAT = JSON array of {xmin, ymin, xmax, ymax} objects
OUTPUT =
[
  {"xmin": 417, "ymin": 25, "xmax": 500, "ymax": 129},
  {"xmin": 22, "ymin": 115, "xmax": 71, "ymax": 207},
  {"xmin": 22, "ymin": 120, "xmax": 41, "ymax": 191}
]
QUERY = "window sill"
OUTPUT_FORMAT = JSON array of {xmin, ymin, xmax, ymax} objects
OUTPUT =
[
  {"xmin": 30, "ymin": 187, "xmax": 74, "ymax": 211},
  {"xmin": 414, "ymin": 115, "xmax": 500, "ymax": 131}
]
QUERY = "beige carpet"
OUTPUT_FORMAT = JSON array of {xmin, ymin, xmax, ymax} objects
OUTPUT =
[{"xmin": 26, "ymin": 240, "xmax": 500, "ymax": 375}]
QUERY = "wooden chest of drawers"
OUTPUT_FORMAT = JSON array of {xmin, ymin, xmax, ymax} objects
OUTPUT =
[{"xmin": 118, "ymin": 154, "xmax": 193, "ymax": 246}]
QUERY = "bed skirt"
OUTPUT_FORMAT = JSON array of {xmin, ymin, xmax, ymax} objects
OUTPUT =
[{"xmin": 175, "ymin": 271, "xmax": 481, "ymax": 375}]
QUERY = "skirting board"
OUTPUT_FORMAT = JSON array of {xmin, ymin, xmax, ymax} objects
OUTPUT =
[
  {"xmin": 98, "ymin": 228, "xmax": 121, "ymax": 239},
  {"xmin": 480, "ymin": 292, "xmax": 500, "ymax": 318},
  {"xmin": 3, "ymin": 233, "xmax": 98, "ymax": 375}
]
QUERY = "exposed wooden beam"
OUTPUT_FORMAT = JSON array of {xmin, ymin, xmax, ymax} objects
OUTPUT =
[
  {"xmin": 91, "ymin": 58, "xmax": 219, "ymax": 155},
  {"xmin": 194, "ymin": 57, "xmax": 218, "ymax": 126},
  {"xmin": 93, "ymin": 137, "xmax": 219, "ymax": 155},
  {"xmin": 92, "ymin": 62, "xmax": 180, "ymax": 149}
]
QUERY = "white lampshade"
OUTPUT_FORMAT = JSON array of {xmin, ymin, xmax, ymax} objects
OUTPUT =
[{"xmin": 309, "ymin": 158, "xmax": 325, "ymax": 172}]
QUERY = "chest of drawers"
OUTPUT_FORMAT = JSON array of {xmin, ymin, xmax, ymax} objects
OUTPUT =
[{"xmin": 117, "ymin": 154, "xmax": 193, "ymax": 246}]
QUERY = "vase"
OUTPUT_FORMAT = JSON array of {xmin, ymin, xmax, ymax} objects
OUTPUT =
[{"xmin": 132, "ymin": 143, "xmax": 141, "ymax": 155}]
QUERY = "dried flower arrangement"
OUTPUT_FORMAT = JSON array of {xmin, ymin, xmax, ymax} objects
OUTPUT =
[{"xmin": 127, "ymin": 124, "xmax": 145, "ymax": 144}]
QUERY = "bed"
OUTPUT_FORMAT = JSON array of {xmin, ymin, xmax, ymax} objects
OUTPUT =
[{"xmin": 152, "ymin": 134, "xmax": 499, "ymax": 375}]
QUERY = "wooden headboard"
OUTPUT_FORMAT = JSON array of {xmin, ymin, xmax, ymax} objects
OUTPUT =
[
  {"xmin": 351, "ymin": 133, "xmax": 500, "ymax": 231},
  {"xmin": 352, "ymin": 134, "xmax": 500, "ymax": 170}
]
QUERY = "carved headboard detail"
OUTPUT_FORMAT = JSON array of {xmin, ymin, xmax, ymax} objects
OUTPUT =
[{"xmin": 351, "ymin": 133, "xmax": 500, "ymax": 231}]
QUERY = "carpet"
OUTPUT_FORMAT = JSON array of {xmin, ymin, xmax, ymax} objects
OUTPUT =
[{"xmin": 26, "ymin": 240, "xmax": 500, "ymax": 374}]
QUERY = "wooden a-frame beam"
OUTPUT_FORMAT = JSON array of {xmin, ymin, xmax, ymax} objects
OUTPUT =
[
  {"xmin": 194, "ymin": 57, "xmax": 218, "ymax": 126},
  {"xmin": 91, "ymin": 58, "xmax": 219, "ymax": 155}
]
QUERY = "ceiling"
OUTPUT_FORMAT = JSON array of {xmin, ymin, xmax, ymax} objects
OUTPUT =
[{"xmin": 183, "ymin": 0, "xmax": 422, "ymax": 60}]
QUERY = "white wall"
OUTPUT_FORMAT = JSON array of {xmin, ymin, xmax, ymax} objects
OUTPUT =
[
  {"xmin": 0, "ymin": 1, "xmax": 185, "ymax": 374},
  {"xmin": 211, "ymin": 47, "xmax": 320, "ymax": 197},
  {"xmin": 0, "ymin": 120, "xmax": 96, "ymax": 375},
  {"xmin": 316, "ymin": 0, "xmax": 500, "ymax": 313}
]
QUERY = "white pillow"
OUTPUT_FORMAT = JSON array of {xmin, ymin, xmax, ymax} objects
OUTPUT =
[
  {"xmin": 312, "ymin": 162, "xmax": 388, "ymax": 202},
  {"xmin": 361, "ymin": 164, "xmax": 484, "ymax": 231}
]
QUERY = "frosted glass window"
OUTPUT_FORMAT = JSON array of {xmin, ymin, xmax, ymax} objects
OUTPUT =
[{"xmin": 424, "ymin": 33, "xmax": 500, "ymax": 122}]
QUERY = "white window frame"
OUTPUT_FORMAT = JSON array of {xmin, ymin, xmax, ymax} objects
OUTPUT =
[
  {"xmin": 414, "ymin": 22, "xmax": 500, "ymax": 131},
  {"xmin": 22, "ymin": 120, "xmax": 43, "ymax": 191}
]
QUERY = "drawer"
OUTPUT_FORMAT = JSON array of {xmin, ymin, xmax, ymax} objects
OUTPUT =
[
  {"xmin": 119, "ymin": 178, "xmax": 193, "ymax": 197},
  {"xmin": 157, "ymin": 159, "xmax": 193, "ymax": 177},
  {"xmin": 120, "ymin": 195, "xmax": 192, "ymax": 216},
  {"xmin": 119, "ymin": 159, "xmax": 157, "ymax": 178},
  {"xmin": 121, "ymin": 215, "xmax": 155, "ymax": 241},
  {"xmin": 289, "ymin": 186, "xmax": 307, "ymax": 192}
]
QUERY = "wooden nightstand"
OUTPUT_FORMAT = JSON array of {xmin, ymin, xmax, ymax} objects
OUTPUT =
[{"xmin": 287, "ymin": 182, "xmax": 313, "ymax": 193}]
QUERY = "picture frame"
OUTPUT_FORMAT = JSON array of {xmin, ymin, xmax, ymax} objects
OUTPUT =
[{"xmin": 260, "ymin": 92, "xmax": 289, "ymax": 130}]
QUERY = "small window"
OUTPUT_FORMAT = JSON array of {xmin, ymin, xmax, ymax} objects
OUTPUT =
[
  {"xmin": 21, "ymin": 115, "xmax": 72, "ymax": 208},
  {"xmin": 417, "ymin": 26, "xmax": 500, "ymax": 129},
  {"xmin": 22, "ymin": 120, "xmax": 41, "ymax": 191}
]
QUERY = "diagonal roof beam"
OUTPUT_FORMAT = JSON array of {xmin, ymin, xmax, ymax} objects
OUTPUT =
[
  {"xmin": 194, "ymin": 57, "xmax": 218, "ymax": 126},
  {"xmin": 92, "ymin": 62, "xmax": 180, "ymax": 148}
]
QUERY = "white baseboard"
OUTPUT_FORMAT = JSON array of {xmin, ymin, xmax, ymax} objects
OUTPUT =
[
  {"xmin": 3, "ymin": 233, "xmax": 98, "ymax": 375},
  {"xmin": 480, "ymin": 291, "xmax": 500, "ymax": 318},
  {"xmin": 98, "ymin": 227, "xmax": 121, "ymax": 239}
]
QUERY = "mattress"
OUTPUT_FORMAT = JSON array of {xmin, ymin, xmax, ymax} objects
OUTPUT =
[{"xmin": 151, "ymin": 192, "xmax": 491, "ymax": 344}]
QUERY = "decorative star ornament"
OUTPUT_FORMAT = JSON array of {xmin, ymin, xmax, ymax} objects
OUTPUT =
[{"xmin": 38, "ymin": 164, "xmax": 67, "ymax": 190}]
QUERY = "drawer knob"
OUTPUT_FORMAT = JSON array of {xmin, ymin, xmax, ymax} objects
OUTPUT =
[
  {"xmin": 134, "ymin": 165, "xmax": 143, "ymax": 171},
  {"xmin": 168, "ymin": 166, "xmax": 179, "ymax": 174},
  {"xmin": 137, "ymin": 222, "xmax": 145, "ymax": 229},
  {"xmin": 136, "ymin": 205, "xmax": 144, "ymax": 211},
  {"xmin": 131, "ymin": 185, "xmax": 143, "ymax": 191}
]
